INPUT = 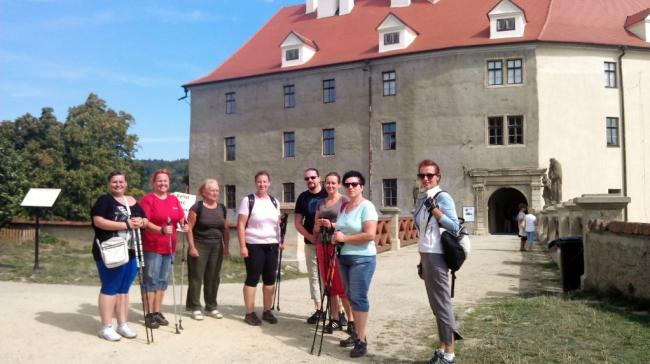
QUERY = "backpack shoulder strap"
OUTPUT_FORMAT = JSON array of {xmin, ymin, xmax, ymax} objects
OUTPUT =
[
  {"xmin": 245, "ymin": 194, "xmax": 255, "ymax": 228},
  {"xmin": 426, "ymin": 190, "xmax": 447, "ymax": 230},
  {"xmin": 220, "ymin": 203, "xmax": 227, "ymax": 219},
  {"xmin": 269, "ymin": 195, "xmax": 279, "ymax": 210},
  {"xmin": 195, "ymin": 201, "xmax": 203, "ymax": 221},
  {"xmin": 340, "ymin": 201, "xmax": 349, "ymax": 213}
]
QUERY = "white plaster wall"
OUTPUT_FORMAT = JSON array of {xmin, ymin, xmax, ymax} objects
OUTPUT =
[
  {"xmin": 391, "ymin": 0, "xmax": 411, "ymax": 7},
  {"xmin": 536, "ymin": 45, "xmax": 625, "ymax": 210},
  {"xmin": 339, "ymin": 0, "xmax": 354, "ymax": 16},
  {"xmin": 317, "ymin": 0, "xmax": 338, "ymax": 19}
]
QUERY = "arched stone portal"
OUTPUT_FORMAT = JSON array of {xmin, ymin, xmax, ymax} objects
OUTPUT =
[{"xmin": 488, "ymin": 188, "xmax": 528, "ymax": 234}]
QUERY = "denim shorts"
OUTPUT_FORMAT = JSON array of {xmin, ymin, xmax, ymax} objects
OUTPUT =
[
  {"xmin": 143, "ymin": 251, "xmax": 173, "ymax": 292},
  {"xmin": 526, "ymin": 231, "xmax": 536, "ymax": 243},
  {"xmin": 337, "ymin": 255, "xmax": 376, "ymax": 312},
  {"xmin": 96, "ymin": 257, "xmax": 137, "ymax": 295}
]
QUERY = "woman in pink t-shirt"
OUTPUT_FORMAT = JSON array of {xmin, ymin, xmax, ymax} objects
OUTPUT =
[{"xmin": 139, "ymin": 169, "xmax": 187, "ymax": 329}]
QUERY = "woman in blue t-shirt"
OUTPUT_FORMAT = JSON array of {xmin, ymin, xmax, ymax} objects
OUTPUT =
[{"xmin": 331, "ymin": 170, "xmax": 378, "ymax": 358}]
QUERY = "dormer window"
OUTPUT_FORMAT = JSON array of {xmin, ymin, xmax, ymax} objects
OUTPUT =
[
  {"xmin": 496, "ymin": 17, "xmax": 516, "ymax": 32},
  {"xmin": 384, "ymin": 32, "xmax": 400, "ymax": 45},
  {"xmin": 488, "ymin": 0, "xmax": 527, "ymax": 39},
  {"xmin": 280, "ymin": 31, "xmax": 318, "ymax": 68},
  {"xmin": 625, "ymin": 8, "xmax": 650, "ymax": 42},
  {"xmin": 285, "ymin": 49, "xmax": 299, "ymax": 61},
  {"xmin": 376, "ymin": 13, "xmax": 418, "ymax": 53}
]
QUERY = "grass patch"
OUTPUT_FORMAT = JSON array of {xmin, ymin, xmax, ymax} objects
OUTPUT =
[
  {"xmin": 0, "ymin": 239, "xmax": 306, "ymax": 285},
  {"xmin": 457, "ymin": 295, "xmax": 650, "ymax": 363}
]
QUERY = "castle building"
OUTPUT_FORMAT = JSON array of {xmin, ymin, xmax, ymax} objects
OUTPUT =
[{"xmin": 184, "ymin": 0, "xmax": 650, "ymax": 234}]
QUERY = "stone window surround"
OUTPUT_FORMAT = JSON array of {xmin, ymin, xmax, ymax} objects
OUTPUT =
[
  {"xmin": 282, "ymin": 182, "xmax": 295, "ymax": 203},
  {"xmin": 383, "ymin": 70, "xmax": 397, "ymax": 96},
  {"xmin": 382, "ymin": 178, "xmax": 398, "ymax": 207},
  {"xmin": 486, "ymin": 57, "xmax": 524, "ymax": 87},
  {"xmin": 486, "ymin": 115, "xmax": 525, "ymax": 147}
]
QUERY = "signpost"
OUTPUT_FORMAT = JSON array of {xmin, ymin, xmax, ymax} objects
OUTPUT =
[{"xmin": 20, "ymin": 188, "xmax": 61, "ymax": 273}]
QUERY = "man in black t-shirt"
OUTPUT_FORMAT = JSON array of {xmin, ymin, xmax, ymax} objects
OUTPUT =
[{"xmin": 294, "ymin": 168, "xmax": 327, "ymax": 324}]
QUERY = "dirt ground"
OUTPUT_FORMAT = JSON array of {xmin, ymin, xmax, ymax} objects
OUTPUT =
[{"xmin": 0, "ymin": 235, "xmax": 547, "ymax": 363}]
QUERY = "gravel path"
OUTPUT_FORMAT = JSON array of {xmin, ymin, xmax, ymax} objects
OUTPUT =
[{"xmin": 0, "ymin": 235, "xmax": 549, "ymax": 363}]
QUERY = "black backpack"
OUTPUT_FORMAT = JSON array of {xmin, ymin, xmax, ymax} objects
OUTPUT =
[{"xmin": 244, "ymin": 193, "xmax": 279, "ymax": 228}]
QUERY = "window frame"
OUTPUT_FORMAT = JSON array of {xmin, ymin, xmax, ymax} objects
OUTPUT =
[
  {"xmin": 487, "ymin": 115, "xmax": 526, "ymax": 146},
  {"xmin": 382, "ymin": 122, "xmax": 397, "ymax": 150},
  {"xmin": 383, "ymin": 31, "xmax": 400, "ymax": 45},
  {"xmin": 283, "ymin": 131, "xmax": 295, "ymax": 158},
  {"xmin": 507, "ymin": 115, "xmax": 524, "ymax": 144},
  {"xmin": 604, "ymin": 62, "xmax": 617, "ymax": 88},
  {"xmin": 285, "ymin": 48, "xmax": 299, "ymax": 61},
  {"xmin": 606, "ymin": 117, "xmax": 619, "ymax": 147},
  {"xmin": 283, "ymin": 84, "xmax": 295, "ymax": 108},
  {"xmin": 506, "ymin": 58, "xmax": 523, "ymax": 84},
  {"xmin": 323, "ymin": 79, "xmax": 335, "ymax": 104},
  {"xmin": 282, "ymin": 182, "xmax": 295, "ymax": 203},
  {"xmin": 225, "ymin": 185, "xmax": 236, "ymax": 209},
  {"xmin": 322, "ymin": 128, "xmax": 335, "ymax": 156},
  {"xmin": 225, "ymin": 92, "xmax": 236, "ymax": 114},
  {"xmin": 382, "ymin": 178, "xmax": 398, "ymax": 207},
  {"xmin": 487, "ymin": 116, "xmax": 504, "ymax": 145},
  {"xmin": 487, "ymin": 60, "xmax": 503, "ymax": 86},
  {"xmin": 225, "ymin": 136, "xmax": 236, "ymax": 161},
  {"xmin": 383, "ymin": 71, "xmax": 396, "ymax": 96},
  {"xmin": 496, "ymin": 17, "xmax": 516, "ymax": 32}
]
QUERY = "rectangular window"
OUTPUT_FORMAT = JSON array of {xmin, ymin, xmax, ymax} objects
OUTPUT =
[
  {"xmin": 384, "ymin": 32, "xmax": 400, "ymax": 45},
  {"xmin": 323, "ymin": 79, "xmax": 335, "ymax": 103},
  {"xmin": 604, "ymin": 62, "xmax": 617, "ymax": 88},
  {"xmin": 507, "ymin": 115, "xmax": 524, "ymax": 144},
  {"xmin": 286, "ymin": 49, "xmax": 299, "ymax": 61},
  {"xmin": 225, "ymin": 137, "xmax": 236, "ymax": 161},
  {"xmin": 283, "ymin": 131, "xmax": 295, "ymax": 157},
  {"xmin": 322, "ymin": 128, "xmax": 335, "ymax": 156},
  {"xmin": 383, "ymin": 71, "xmax": 396, "ymax": 96},
  {"xmin": 488, "ymin": 117, "xmax": 504, "ymax": 145},
  {"xmin": 225, "ymin": 185, "xmax": 236, "ymax": 209},
  {"xmin": 283, "ymin": 85, "xmax": 295, "ymax": 108},
  {"xmin": 506, "ymin": 58, "xmax": 522, "ymax": 84},
  {"xmin": 606, "ymin": 117, "xmax": 619, "ymax": 146},
  {"xmin": 487, "ymin": 60, "xmax": 503, "ymax": 86},
  {"xmin": 382, "ymin": 122, "xmax": 396, "ymax": 150},
  {"xmin": 283, "ymin": 183, "xmax": 295, "ymax": 203},
  {"xmin": 225, "ymin": 92, "xmax": 236, "ymax": 114},
  {"xmin": 497, "ymin": 18, "xmax": 516, "ymax": 31},
  {"xmin": 382, "ymin": 179, "xmax": 397, "ymax": 207}
]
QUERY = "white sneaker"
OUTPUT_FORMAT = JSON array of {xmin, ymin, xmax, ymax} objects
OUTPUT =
[
  {"xmin": 116, "ymin": 323, "xmax": 137, "ymax": 339},
  {"xmin": 206, "ymin": 310, "xmax": 223, "ymax": 319},
  {"xmin": 98, "ymin": 325, "xmax": 121, "ymax": 342},
  {"xmin": 192, "ymin": 310, "xmax": 204, "ymax": 320}
]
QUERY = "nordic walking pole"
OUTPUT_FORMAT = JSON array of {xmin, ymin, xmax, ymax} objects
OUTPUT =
[
  {"xmin": 273, "ymin": 213, "xmax": 288, "ymax": 311},
  {"xmin": 318, "ymin": 231, "xmax": 337, "ymax": 356},
  {"xmin": 178, "ymin": 220, "xmax": 186, "ymax": 330},
  {"xmin": 311, "ymin": 227, "xmax": 335, "ymax": 355},
  {"xmin": 167, "ymin": 217, "xmax": 181, "ymax": 334},
  {"xmin": 128, "ymin": 206, "xmax": 153, "ymax": 344}
]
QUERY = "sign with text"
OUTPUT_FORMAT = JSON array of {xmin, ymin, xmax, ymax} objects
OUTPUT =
[
  {"xmin": 462, "ymin": 207, "xmax": 475, "ymax": 222},
  {"xmin": 172, "ymin": 192, "xmax": 197, "ymax": 219},
  {"xmin": 21, "ymin": 188, "xmax": 61, "ymax": 208}
]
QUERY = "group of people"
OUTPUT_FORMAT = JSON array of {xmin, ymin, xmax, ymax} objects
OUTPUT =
[
  {"xmin": 91, "ymin": 161, "xmax": 464, "ymax": 363},
  {"xmin": 517, "ymin": 204, "xmax": 538, "ymax": 251}
]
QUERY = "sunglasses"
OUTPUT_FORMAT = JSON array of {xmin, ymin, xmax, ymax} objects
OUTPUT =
[
  {"xmin": 417, "ymin": 173, "xmax": 438, "ymax": 180},
  {"xmin": 304, "ymin": 176, "xmax": 318, "ymax": 181},
  {"xmin": 343, "ymin": 182, "xmax": 361, "ymax": 188}
]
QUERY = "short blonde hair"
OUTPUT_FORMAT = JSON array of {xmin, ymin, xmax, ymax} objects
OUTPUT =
[{"xmin": 197, "ymin": 178, "xmax": 219, "ymax": 198}]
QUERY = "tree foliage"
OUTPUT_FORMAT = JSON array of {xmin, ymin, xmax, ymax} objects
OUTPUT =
[
  {"xmin": 137, "ymin": 159, "xmax": 188, "ymax": 194},
  {"xmin": 0, "ymin": 94, "xmax": 143, "ymax": 225}
]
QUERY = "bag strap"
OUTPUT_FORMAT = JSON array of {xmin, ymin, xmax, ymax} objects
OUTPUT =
[
  {"xmin": 451, "ymin": 271, "xmax": 456, "ymax": 298},
  {"xmin": 339, "ymin": 200, "xmax": 349, "ymax": 213},
  {"xmin": 246, "ymin": 194, "xmax": 278, "ymax": 228},
  {"xmin": 425, "ymin": 190, "xmax": 445, "ymax": 231}
]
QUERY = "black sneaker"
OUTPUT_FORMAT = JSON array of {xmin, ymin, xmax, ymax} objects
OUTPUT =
[
  {"xmin": 306, "ymin": 309, "xmax": 323, "ymax": 324},
  {"xmin": 350, "ymin": 339, "xmax": 367, "ymax": 358},
  {"xmin": 244, "ymin": 312, "xmax": 261, "ymax": 326},
  {"xmin": 262, "ymin": 310, "xmax": 278, "ymax": 324},
  {"xmin": 427, "ymin": 349, "xmax": 444, "ymax": 364},
  {"xmin": 346, "ymin": 321, "xmax": 356, "ymax": 336},
  {"xmin": 339, "ymin": 333, "xmax": 357, "ymax": 348},
  {"xmin": 145, "ymin": 313, "xmax": 160, "ymax": 329},
  {"xmin": 153, "ymin": 312, "xmax": 169, "ymax": 326},
  {"xmin": 324, "ymin": 319, "xmax": 342, "ymax": 334},
  {"xmin": 339, "ymin": 311, "xmax": 348, "ymax": 326}
]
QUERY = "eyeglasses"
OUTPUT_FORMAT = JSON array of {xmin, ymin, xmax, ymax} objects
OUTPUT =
[
  {"xmin": 304, "ymin": 176, "xmax": 318, "ymax": 181},
  {"xmin": 343, "ymin": 182, "xmax": 361, "ymax": 188},
  {"xmin": 417, "ymin": 173, "xmax": 438, "ymax": 180}
]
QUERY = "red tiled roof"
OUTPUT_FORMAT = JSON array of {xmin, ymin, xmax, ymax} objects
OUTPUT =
[
  {"xmin": 625, "ymin": 8, "xmax": 650, "ymax": 28},
  {"xmin": 185, "ymin": 0, "xmax": 650, "ymax": 87}
]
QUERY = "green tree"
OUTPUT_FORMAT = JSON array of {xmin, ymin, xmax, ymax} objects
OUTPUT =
[{"xmin": 0, "ymin": 121, "xmax": 29, "ymax": 227}]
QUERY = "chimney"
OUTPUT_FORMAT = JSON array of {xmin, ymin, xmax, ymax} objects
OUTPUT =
[
  {"xmin": 306, "ymin": 0, "xmax": 318, "ymax": 14},
  {"xmin": 391, "ymin": 0, "xmax": 411, "ymax": 7},
  {"xmin": 317, "ymin": 0, "xmax": 338, "ymax": 18},
  {"xmin": 339, "ymin": 0, "xmax": 354, "ymax": 15}
]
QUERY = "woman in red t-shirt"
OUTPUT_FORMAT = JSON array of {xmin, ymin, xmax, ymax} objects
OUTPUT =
[{"xmin": 139, "ymin": 169, "xmax": 187, "ymax": 329}]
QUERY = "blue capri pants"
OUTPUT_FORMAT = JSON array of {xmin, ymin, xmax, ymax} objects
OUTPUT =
[
  {"xmin": 96, "ymin": 257, "xmax": 138, "ymax": 295},
  {"xmin": 337, "ymin": 254, "xmax": 376, "ymax": 312},
  {"xmin": 143, "ymin": 251, "xmax": 173, "ymax": 292}
]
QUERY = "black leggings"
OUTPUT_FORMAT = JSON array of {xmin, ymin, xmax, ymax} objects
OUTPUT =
[{"xmin": 244, "ymin": 243, "xmax": 279, "ymax": 287}]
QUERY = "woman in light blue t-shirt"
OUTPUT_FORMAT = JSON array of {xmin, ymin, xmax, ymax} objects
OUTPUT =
[{"xmin": 331, "ymin": 170, "xmax": 378, "ymax": 358}]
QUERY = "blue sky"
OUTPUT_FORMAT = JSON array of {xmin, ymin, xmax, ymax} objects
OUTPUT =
[{"xmin": 0, "ymin": 0, "xmax": 300, "ymax": 160}]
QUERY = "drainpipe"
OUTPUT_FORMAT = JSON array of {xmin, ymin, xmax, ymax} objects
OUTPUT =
[
  {"xmin": 618, "ymin": 46, "xmax": 628, "ymax": 221},
  {"xmin": 364, "ymin": 61, "xmax": 373, "ymax": 200}
]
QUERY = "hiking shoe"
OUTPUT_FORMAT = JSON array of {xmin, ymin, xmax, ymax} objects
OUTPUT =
[
  {"xmin": 191, "ymin": 310, "xmax": 204, "ymax": 321},
  {"xmin": 340, "ymin": 334, "xmax": 357, "ymax": 348},
  {"xmin": 427, "ymin": 349, "xmax": 444, "ymax": 364},
  {"xmin": 350, "ymin": 339, "xmax": 367, "ymax": 358},
  {"xmin": 206, "ymin": 310, "xmax": 223, "ymax": 319},
  {"xmin": 306, "ymin": 309, "xmax": 323, "ymax": 324},
  {"xmin": 438, "ymin": 356, "xmax": 456, "ymax": 364},
  {"xmin": 98, "ymin": 325, "xmax": 121, "ymax": 342},
  {"xmin": 153, "ymin": 312, "xmax": 169, "ymax": 326},
  {"xmin": 262, "ymin": 310, "xmax": 278, "ymax": 324},
  {"xmin": 346, "ymin": 321, "xmax": 356, "ymax": 336},
  {"xmin": 116, "ymin": 323, "xmax": 137, "ymax": 339},
  {"xmin": 339, "ymin": 311, "xmax": 348, "ymax": 326},
  {"xmin": 145, "ymin": 313, "xmax": 160, "ymax": 329},
  {"xmin": 324, "ymin": 319, "xmax": 342, "ymax": 334},
  {"xmin": 244, "ymin": 312, "xmax": 261, "ymax": 326}
]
